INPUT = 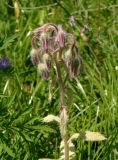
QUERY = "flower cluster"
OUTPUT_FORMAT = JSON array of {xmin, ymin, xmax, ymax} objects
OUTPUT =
[{"xmin": 30, "ymin": 23, "xmax": 82, "ymax": 80}]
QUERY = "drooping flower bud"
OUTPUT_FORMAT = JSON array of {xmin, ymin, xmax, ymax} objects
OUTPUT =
[
  {"xmin": 56, "ymin": 25, "xmax": 65, "ymax": 48},
  {"xmin": 64, "ymin": 44, "xmax": 81, "ymax": 78},
  {"xmin": 68, "ymin": 58, "xmax": 81, "ymax": 78},
  {"xmin": 40, "ymin": 32, "xmax": 48, "ymax": 51},
  {"xmin": 30, "ymin": 48, "xmax": 40, "ymax": 65},
  {"xmin": 37, "ymin": 63, "xmax": 49, "ymax": 80},
  {"xmin": 48, "ymin": 37, "xmax": 55, "ymax": 51},
  {"xmin": 42, "ymin": 53, "xmax": 51, "ymax": 69},
  {"xmin": 64, "ymin": 48, "xmax": 74, "ymax": 64}
]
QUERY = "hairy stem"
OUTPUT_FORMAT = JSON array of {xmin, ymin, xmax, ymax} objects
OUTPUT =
[
  {"xmin": 64, "ymin": 138, "xmax": 69, "ymax": 160},
  {"xmin": 55, "ymin": 55, "xmax": 65, "ymax": 106},
  {"xmin": 55, "ymin": 56, "xmax": 69, "ymax": 160}
]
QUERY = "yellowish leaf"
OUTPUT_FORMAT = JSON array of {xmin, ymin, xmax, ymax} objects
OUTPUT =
[
  {"xmin": 43, "ymin": 115, "xmax": 60, "ymax": 123},
  {"xmin": 80, "ymin": 131, "xmax": 107, "ymax": 141}
]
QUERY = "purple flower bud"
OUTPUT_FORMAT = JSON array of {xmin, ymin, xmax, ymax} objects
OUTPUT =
[
  {"xmin": 37, "ymin": 63, "xmax": 49, "ymax": 80},
  {"xmin": 69, "ymin": 16, "xmax": 76, "ymax": 26},
  {"xmin": 56, "ymin": 25, "xmax": 65, "ymax": 48},
  {"xmin": 30, "ymin": 48, "xmax": 40, "ymax": 65},
  {"xmin": 0, "ymin": 55, "xmax": 12, "ymax": 69},
  {"xmin": 64, "ymin": 44, "xmax": 77, "ymax": 67},
  {"xmin": 81, "ymin": 24, "xmax": 88, "ymax": 33},
  {"xmin": 42, "ymin": 53, "xmax": 51, "ymax": 69},
  {"xmin": 64, "ymin": 44, "xmax": 82, "ymax": 78},
  {"xmin": 33, "ymin": 23, "xmax": 58, "ymax": 36},
  {"xmin": 48, "ymin": 37, "xmax": 55, "ymax": 51},
  {"xmin": 68, "ymin": 58, "xmax": 81, "ymax": 78}
]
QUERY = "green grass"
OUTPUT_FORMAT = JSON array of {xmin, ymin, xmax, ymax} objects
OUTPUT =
[{"xmin": 0, "ymin": 0, "xmax": 118, "ymax": 159}]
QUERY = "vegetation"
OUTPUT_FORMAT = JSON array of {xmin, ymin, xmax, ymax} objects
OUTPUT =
[{"xmin": 0, "ymin": 0, "xmax": 117, "ymax": 159}]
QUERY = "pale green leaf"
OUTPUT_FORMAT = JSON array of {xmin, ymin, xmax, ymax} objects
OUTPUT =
[
  {"xmin": 80, "ymin": 131, "xmax": 107, "ymax": 141},
  {"xmin": 43, "ymin": 115, "xmax": 60, "ymax": 123}
]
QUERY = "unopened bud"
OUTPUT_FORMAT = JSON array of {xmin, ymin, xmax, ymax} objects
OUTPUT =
[
  {"xmin": 30, "ymin": 48, "xmax": 40, "ymax": 65},
  {"xmin": 64, "ymin": 44, "xmax": 78, "ymax": 71},
  {"xmin": 56, "ymin": 25, "xmax": 65, "ymax": 48},
  {"xmin": 37, "ymin": 63, "xmax": 49, "ymax": 80},
  {"xmin": 40, "ymin": 32, "xmax": 48, "ymax": 50},
  {"xmin": 64, "ymin": 48, "xmax": 75, "ymax": 65},
  {"xmin": 42, "ymin": 53, "xmax": 51, "ymax": 69},
  {"xmin": 65, "ymin": 48, "xmax": 72, "ymax": 60},
  {"xmin": 68, "ymin": 58, "xmax": 81, "ymax": 78}
]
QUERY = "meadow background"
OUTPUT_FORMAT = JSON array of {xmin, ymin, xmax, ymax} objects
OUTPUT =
[{"xmin": 0, "ymin": 0, "xmax": 118, "ymax": 159}]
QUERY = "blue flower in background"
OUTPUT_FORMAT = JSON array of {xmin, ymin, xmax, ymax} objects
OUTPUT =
[{"xmin": 0, "ymin": 55, "xmax": 12, "ymax": 69}]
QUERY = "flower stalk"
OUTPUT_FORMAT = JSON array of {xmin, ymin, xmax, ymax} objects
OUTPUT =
[{"xmin": 55, "ymin": 57, "xmax": 69, "ymax": 159}]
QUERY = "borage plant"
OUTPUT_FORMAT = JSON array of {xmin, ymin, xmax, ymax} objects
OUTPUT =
[{"xmin": 30, "ymin": 23, "xmax": 106, "ymax": 160}]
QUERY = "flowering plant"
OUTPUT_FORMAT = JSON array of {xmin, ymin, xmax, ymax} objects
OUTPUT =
[{"xmin": 30, "ymin": 23, "xmax": 106, "ymax": 160}]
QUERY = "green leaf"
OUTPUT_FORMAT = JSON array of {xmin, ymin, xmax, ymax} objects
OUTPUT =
[
  {"xmin": 25, "ymin": 116, "xmax": 42, "ymax": 125},
  {"xmin": 12, "ymin": 108, "xmax": 32, "ymax": 124},
  {"xmin": 21, "ymin": 131, "xmax": 33, "ymax": 142},
  {"xmin": 23, "ymin": 152, "xmax": 29, "ymax": 160},
  {"xmin": 0, "ymin": 34, "xmax": 19, "ymax": 50},
  {"xmin": 3, "ymin": 143, "xmax": 15, "ymax": 158},
  {"xmin": 0, "ymin": 143, "xmax": 3, "ymax": 155},
  {"xmin": 25, "ymin": 125, "xmax": 56, "ymax": 133}
]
